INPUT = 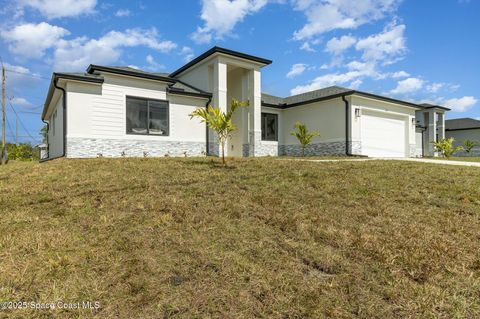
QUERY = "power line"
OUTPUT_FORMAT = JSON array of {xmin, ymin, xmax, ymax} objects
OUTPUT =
[
  {"xmin": 7, "ymin": 101, "xmax": 38, "ymax": 141},
  {"xmin": 4, "ymin": 69, "xmax": 50, "ymax": 80}
]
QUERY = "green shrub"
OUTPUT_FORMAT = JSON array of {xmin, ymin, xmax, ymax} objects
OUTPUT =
[
  {"xmin": 6, "ymin": 143, "xmax": 39, "ymax": 161},
  {"xmin": 432, "ymin": 138, "xmax": 463, "ymax": 158}
]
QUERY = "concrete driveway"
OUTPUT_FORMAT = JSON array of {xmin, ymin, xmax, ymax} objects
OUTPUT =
[{"xmin": 296, "ymin": 157, "xmax": 480, "ymax": 167}]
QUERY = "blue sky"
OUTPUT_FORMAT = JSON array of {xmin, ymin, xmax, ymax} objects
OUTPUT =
[{"xmin": 0, "ymin": 0, "xmax": 479, "ymax": 144}]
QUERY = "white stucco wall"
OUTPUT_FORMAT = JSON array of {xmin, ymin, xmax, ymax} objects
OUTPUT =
[
  {"xmin": 46, "ymin": 94, "xmax": 64, "ymax": 158},
  {"xmin": 282, "ymin": 98, "xmax": 345, "ymax": 145},
  {"xmin": 62, "ymin": 73, "xmax": 207, "ymax": 158}
]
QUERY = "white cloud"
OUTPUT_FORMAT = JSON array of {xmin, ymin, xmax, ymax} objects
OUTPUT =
[
  {"xmin": 390, "ymin": 77, "xmax": 424, "ymax": 95},
  {"xmin": 0, "ymin": 22, "xmax": 70, "ymax": 59},
  {"xmin": 426, "ymin": 82, "xmax": 444, "ymax": 93},
  {"xmin": 292, "ymin": 0, "xmax": 402, "ymax": 40},
  {"xmin": 18, "ymin": 0, "xmax": 97, "ymax": 19},
  {"xmin": 10, "ymin": 97, "xmax": 33, "ymax": 107},
  {"xmin": 290, "ymin": 60, "xmax": 381, "ymax": 95},
  {"xmin": 191, "ymin": 0, "xmax": 268, "ymax": 43},
  {"xmin": 300, "ymin": 42, "xmax": 316, "ymax": 52},
  {"xmin": 286, "ymin": 63, "xmax": 308, "ymax": 78},
  {"xmin": 444, "ymin": 96, "xmax": 477, "ymax": 112},
  {"xmin": 180, "ymin": 46, "xmax": 195, "ymax": 62},
  {"xmin": 144, "ymin": 54, "xmax": 165, "ymax": 71},
  {"xmin": 325, "ymin": 35, "xmax": 356, "ymax": 55},
  {"xmin": 115, "ymin": 9, "xmax": 131, "ymax": 17},
  {"xmin": 53, "ymin": 28, "xmax": 177, "ymax": 71},
  {"xmin": 391, "ymin": 70, "xmax": 410, "ymax": 78},
  {"xmin": 355, "ymin": 22, "xmax": 406, "ymax": 62},
  {"xmin": 290, "ymin": 71, "xmax": 361, "ymax": 95}
]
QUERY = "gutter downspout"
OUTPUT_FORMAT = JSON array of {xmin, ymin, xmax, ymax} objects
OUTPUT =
[
  {"xmin": 342, "ymin": 95, "xmax": 352, "ymax": 156},
  {"xmin": 54, "ymin": 79, "xmax": 67, "ymax": 158},
  {"xmin": 205, "ymin": 96, "xmax": 212, "ymax": 156}
]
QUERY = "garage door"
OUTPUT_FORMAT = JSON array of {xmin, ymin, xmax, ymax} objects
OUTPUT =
[{"xmin": 361, "ymin": 111, "xmax": 407, "ymax": 157}]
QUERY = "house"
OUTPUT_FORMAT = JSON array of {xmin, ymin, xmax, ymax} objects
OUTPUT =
[
  {"xmin": 41, "ymin": 46, "xmax": 449, "ymax": 160},
  {"xmin": 445, "ymin": 118, "xmax": 480, "ymax": 156}
]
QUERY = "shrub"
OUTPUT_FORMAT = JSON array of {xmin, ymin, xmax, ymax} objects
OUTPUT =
[
  {"xmin": 462, "ymin": 140, "xmax": 478, "ymax": 153},
  {"xmin": 432, "ymin": 138, "xmax": 463, "ymax": 158}
]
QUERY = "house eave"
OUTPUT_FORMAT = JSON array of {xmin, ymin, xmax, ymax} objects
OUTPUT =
[
  {"xmin": 169, "ymin": 46, "xmax": 272, "ymax": 78},
  {"xmin": 87, "ymin": 65, "xmax": 176, "ymax": 84}
]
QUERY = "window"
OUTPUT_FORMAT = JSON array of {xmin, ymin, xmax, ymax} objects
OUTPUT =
[
  {"xmin": 126, "ymin": 97, "xmax": 169, "ymax": 135},
  {"xmin": 261, "ymin": 113, "xmax": 278, "ymax": 141}
]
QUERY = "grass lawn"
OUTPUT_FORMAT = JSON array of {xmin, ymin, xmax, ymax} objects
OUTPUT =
[
  {"xmin": 1, "ymin": 158, "xmax": 480, "ymax": 318},
  {"xmin": 435, "ymin": 157, "xmax": 480, "ymax": 162}
]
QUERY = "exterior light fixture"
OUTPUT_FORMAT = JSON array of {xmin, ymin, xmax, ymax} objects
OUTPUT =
[{"xmin": 355, "ymin": 108, "xmax": 361, "ymax": 118}]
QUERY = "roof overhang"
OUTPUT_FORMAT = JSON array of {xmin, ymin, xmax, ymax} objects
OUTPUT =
[
  {"xmin": 42, "ymin": 73, "xmax": 104, "ymax": 120},
  {"xmin": 261, "ymin": 90, "xmax": 421, "ymax": 110},
  {"xmin": 169, "ymin": 46, "xmax": 272, "ymax": 78},
  {"xmin": 166, "ymin": 87, "xmax": 212, "ymax": 99},
  {"xmin": 87, "ymin": 65, "xmax": 176, "ymax": 83}
]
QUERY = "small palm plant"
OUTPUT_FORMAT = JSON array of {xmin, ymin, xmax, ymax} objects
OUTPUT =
[
  {"xmin": 290, "ymin": 122, "xmax": 320, "ymax": 157},
  {"xmin": 432, "ymin": 138, "xmax": 463, "ymax": 158},
  {"xmin": 190, "ymin": 99, "xmax": 248, "ymax": 165},
  {"xmin": 462, "ymin": 139, "xmax": 477, "ymax": 154}
]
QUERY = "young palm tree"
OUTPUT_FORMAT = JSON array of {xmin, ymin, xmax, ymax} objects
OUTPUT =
[
  {"xmin": 462, "ymin": 139, "xmax": 477, "ymax": 153},
  {"xmin": 290, "ymin": 122, "xmax": 320, "ymax": 157},
  {"xmin": 190, "ymin": 99, "xmax": 248, "ymax": 165}
]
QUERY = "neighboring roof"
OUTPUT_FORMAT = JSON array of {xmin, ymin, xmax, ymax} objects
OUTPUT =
[
  {"xmin": 87, "ymin": 65, "xmax": 176, "ymax": 83},
  {"xmin": 445, "ymin": 118, "xmax": 480, "ymax": 131},
  {"xmin": 261, "ymin": 86, "xmax": 421, "ymax": 109},
  {"xmin": 420, "ymin": 103, "xmax": 451, "ymax": 111},
  {"xmin": 169, "ymin": 46, "xmax": 272, "ymax": 78}
]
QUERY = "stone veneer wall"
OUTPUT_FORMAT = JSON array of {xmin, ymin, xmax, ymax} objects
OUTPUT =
[
  {"xmin": 409, "ymin": 144, "xmax": 417, "ymax": 158},
  {"xmin": 280, "ymin": 141, "xmax": 361, "ymax": 157},
  {"xmin": 67, "ymin": 137, "xmax": 206, "ymax": 158},
  {"xmin": 67, "ymin": 138, "xmax": 407, "ymax": 158}
]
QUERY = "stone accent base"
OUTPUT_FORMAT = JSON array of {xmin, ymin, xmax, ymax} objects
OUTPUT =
[
  {"xmin": 67, "ymin": 137, "xmax": 206, "ymax": 158},
  {"xmin": 409, "ymin": 144, "xmax": 417, "ymax": 157},
  {"xmin": 280, "ymin": 141, "xmax": 353, "ymax": 156},
  {"xmin": 453, "ymin": 149, "xmax": 480, "ymax": 157}
]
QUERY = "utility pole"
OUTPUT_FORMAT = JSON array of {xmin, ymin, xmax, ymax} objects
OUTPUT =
[
  {"xmin": 15, "ymin": 117, "xmax": 18, "ymax": 145},
  {"xmin": 1, "ymin": 65, "xmax": 6, "ymax": 165}
]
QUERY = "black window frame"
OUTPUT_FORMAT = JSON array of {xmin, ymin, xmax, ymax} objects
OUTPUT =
[
  {"xmin": 261, "ymin": 112, "xmax": 278, "ymax": 142},
  {"xmin": 125, "ymin": 96, "xmax": 170, "ymax": 136}
]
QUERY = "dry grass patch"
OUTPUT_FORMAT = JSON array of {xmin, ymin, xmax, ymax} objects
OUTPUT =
[{"xmin": 0, "ymin": 158, "xmax": 479, "ymax": 318}]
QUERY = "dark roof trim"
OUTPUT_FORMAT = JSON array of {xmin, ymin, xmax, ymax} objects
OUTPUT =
[
  {"xmin": 87, "ymin": 65, "xmax": 176, "ymax": 83},
  {"xmin": 354, "ymin": 91, "xmax": 422, "ymax": 109},
  {"xmin": 169, "ymin": 46, "xmax": 272, "ymax": 78},
  {"xmin": 446, "ymin": 127, "xmax": 480, "ymax": 132},
  {"xmin": 55, "ymin": 72, "xmax": 104, "ymax": 84},
  {"xmin": 262, "ymin": 90, "xmax": 422, "ymax": 109},
  {"xmin": 42, "ymin": 73, "xmax": 104, "ymax": 120},
  {"xmin": 166, "ymin": 87, "xmax": 212, "ymax": 99},
  {"xmin": 262, "ymin": 91, "xmax": 354, "ymax": 109},
  {"xmin": 421, "ymin": 103, "xmax": 451, "ymax": 111}
]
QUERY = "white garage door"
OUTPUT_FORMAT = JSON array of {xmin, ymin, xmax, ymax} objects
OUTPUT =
[{"xmin": 361, "ymin": 111, "xmax": 407, "ymax": 157}]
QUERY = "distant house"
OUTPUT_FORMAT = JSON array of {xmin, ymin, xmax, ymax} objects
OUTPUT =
[
  {"xmin": 445, "ymin": 118, "xmax": 480, "ymax": 156},
  {"xmin": 41, "ymin": 46, "xmax": 449, "ymax": 160}
]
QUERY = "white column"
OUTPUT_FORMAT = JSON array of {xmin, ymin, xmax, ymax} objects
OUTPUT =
[
  {"xmin": 209, "ymin": 61, "xmax": 228, "ymax": 157},
  {"xmin": 428, "ymin": 111, "xmax": 437, "ymax": 156},
  {"xmin": 248, "ymin": 68, "xmax": 262, "ymax": 156},
  {"xmin": 437, "ymin": 112, "xmax": 445, "ymax": 140}
]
